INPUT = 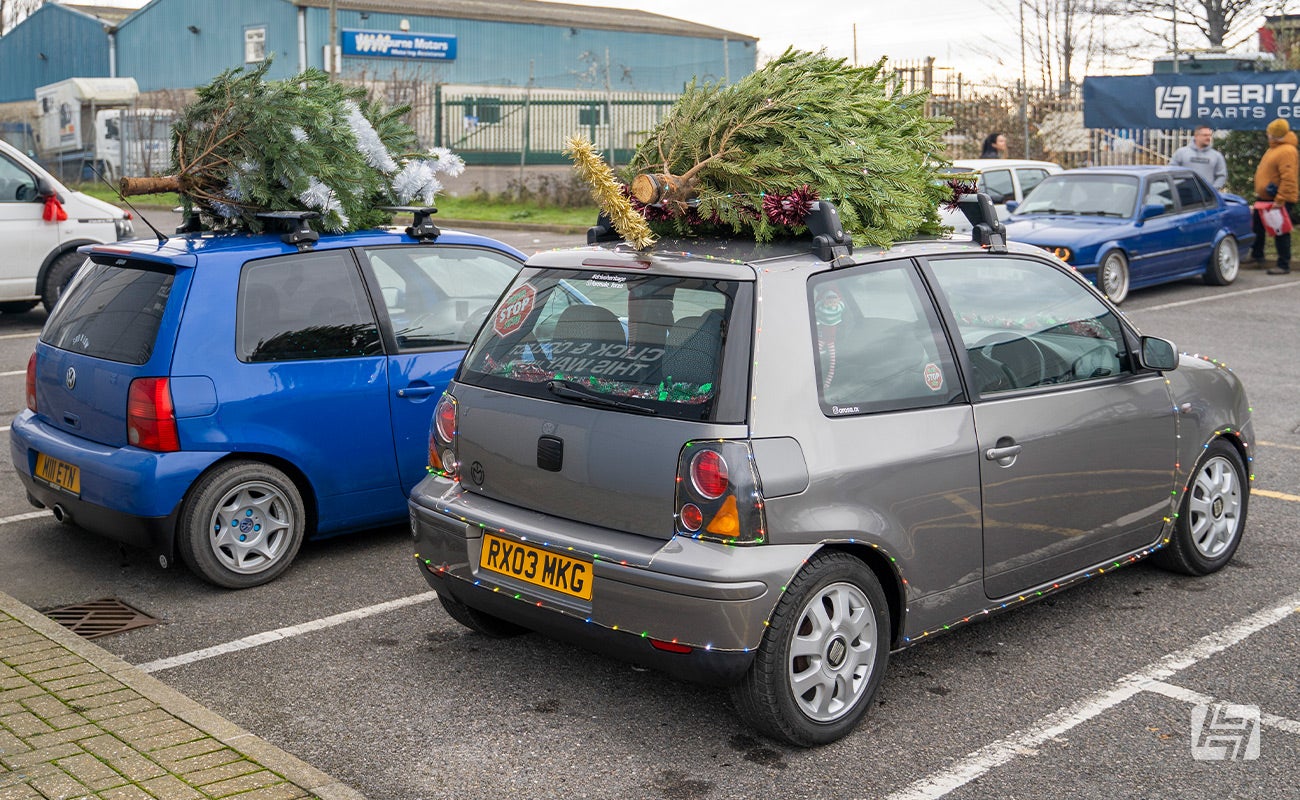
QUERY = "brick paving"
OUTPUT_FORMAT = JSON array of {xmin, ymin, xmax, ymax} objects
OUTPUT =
[{"xmin": 0, "ymin": 593, "xmax": 363, "ymax": 800}]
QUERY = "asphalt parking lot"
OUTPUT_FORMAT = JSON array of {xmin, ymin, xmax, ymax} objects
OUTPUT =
[{"xmin": 1, "ymin": 224, "xmax": 1297, "ymax": 799}]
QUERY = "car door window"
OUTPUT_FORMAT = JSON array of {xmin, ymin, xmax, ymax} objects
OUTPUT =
[
  {"xmin": 927, "ymin": 256, "xmax": 1131, "ymax": 394},
  {"xmin": 363, "ymin": 246, "xmax": 520, "ymax": 350},
  {"xmin": 1144, "ymin": 177, "xmax": 1175, "ymax": 215},
  {"xmin": 979, "ymin": 169, "xmax": 1014, "ymax": 203},
  {"xmin": 808, "ymin": 261, "xmax": 962, "ymax": 416},
  {"xmin": 1015, "ymin": 168, "xmax": 1050, "ymax": 198},
  {"xmin": 0, "ymin": 153, "xmax": 38, "ymax": 203},
  {"xmin": 237, "ymin": 250, "xmax": 381, "ymax": 362},
  {"xmin": 1174, "ymin": 175, "xmax": 1210, "ymax": 210}
]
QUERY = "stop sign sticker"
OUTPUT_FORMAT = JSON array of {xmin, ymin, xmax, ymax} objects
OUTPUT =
[{"xmin": 493, "ymin": 284, "xmax": 536, "ymax": 337}]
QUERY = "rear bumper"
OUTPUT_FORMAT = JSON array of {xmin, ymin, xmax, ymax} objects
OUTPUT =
[
  {"xmin": 409, "ymin": 478, "xmax": 818, "ymax": 686},
  {"xmin": 10, "ymin": 409, "xmax": 223, "ymax": 560}
]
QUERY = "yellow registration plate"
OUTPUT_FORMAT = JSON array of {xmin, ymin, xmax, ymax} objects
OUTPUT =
[
  {"xmin": 34, "ymin": 453, "xmax": 80, "ymax": 496},
  {"xmin": 479, "ymin": 532, "xmax": 593, "ymax": 600}
]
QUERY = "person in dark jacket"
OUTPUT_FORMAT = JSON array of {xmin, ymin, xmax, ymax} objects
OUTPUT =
[{"xmin": 980, "ymin": 132, "xmax": 1007, "ymax": 159}]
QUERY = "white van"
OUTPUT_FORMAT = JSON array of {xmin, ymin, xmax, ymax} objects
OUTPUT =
[{"xmin": 0, "ymin": 139, "xmax": 133, "ymax": 313}]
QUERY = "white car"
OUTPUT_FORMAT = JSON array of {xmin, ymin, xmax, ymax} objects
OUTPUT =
[
  {"xmin": 0, "ymin": 139, "xmax": 133, "ymax": 313},
  {"xmin": 940, "ymin": 158, "xmax": 1063, "ymax": 233}
]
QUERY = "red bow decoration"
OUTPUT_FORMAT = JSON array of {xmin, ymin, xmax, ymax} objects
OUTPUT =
[{"xmin": 42, "ymin": 195, "xmax": 67, "ymax": 222}]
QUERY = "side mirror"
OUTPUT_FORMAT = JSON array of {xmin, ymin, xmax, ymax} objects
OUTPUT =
[
  {"xmin": 1139, "ymin": 336, "xmax": 1179, "ymax": 371},
  {"xmin": 1005, "ymin": 200, "xmax": 1019, "ymax": 213},
  {"xmin": 1140, "ymin": 203, "xmax": 1165, "ymax": 220},
  {"xmin": 36, "ymin": 176, "xmax": 59, "ymax": 200}
]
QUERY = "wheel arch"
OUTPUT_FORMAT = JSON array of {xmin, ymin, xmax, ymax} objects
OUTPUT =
[
  {"xmin": 36, "ymin": 240, "xmax": 99, "ymax": 289},
  {"xmin": 179, "ymin": 452, "xmax": 320, "ymax": 539},
  {"xmin": 818, "ymin": 542, "xmax": 907, "ymax": 649}
]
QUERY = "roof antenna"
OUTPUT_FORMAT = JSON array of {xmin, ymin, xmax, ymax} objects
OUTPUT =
[{"xmin": 87, "ymin": 162, "xmax": 168, "ymax": 244}]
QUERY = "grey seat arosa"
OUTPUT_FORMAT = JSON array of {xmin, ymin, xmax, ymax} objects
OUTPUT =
[{"xmin": 409, "ymin": 202, "xmax": 1253, "ymax": 746}]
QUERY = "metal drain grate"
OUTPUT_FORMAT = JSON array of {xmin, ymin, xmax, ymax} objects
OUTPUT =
[{"xmin": 44, "ymin": 598, "xmax": 161, "ymax": 639}]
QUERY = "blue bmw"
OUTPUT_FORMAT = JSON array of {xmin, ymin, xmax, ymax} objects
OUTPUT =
[{"xmin": 1003, "ymin": 165, "xmax": 1254, "ymax": 303}]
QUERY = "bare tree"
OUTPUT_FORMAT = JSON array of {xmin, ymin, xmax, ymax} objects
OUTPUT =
[
  {"xmin": 1125, "ymin": 0, "xmax": 1274, "ymax": 48},
  {"xmin": 981, "ymin": 1, "xmax": 1141, "ymax": 95},
  {"xmin": 0, "ymin": 0, "xmax": 43, "ymax": 36}
]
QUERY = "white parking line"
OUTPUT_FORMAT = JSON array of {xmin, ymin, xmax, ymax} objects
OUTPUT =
[
  {"xmin": 0, "ymin": 511, "xmax": 52, "ymax": 525},
  {"xmin": 0, "ymin": 332, "xmax": 39, "ymax": 340},
  {"xmin": 1259, "ymin": 440, "xmax": 1300, "ymax": 452},
  {"xmin": 1137, "ymin": 279, "xmax": 1300, "ymax": 313},
  {"xmin": 0, "ymin": 370, "xmax": 25, "ymax": 377},
  {"xmin": 884, "ymin": 591, "xmax": 1300, "ymax": 800},
  {"xmin": 135, "ymin": 591, "xmax": 439, "ymax": 673},
  {"xmin": 1145, "ymin": 680, "xmax": 1300, "ymax": 736}
]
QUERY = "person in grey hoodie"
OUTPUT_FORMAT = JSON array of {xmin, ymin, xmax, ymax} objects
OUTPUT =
[{"xmin": 1169, "ymin": 124, "xmax": 1227, "ymax": 190}]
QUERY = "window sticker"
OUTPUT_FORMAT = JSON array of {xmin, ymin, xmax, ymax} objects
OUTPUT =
[
  {"xmin": 493, "ymin": 284, "xmax": 535, "ymax": 337},
  {"xmin": 924, "ymin": 362, "xmax": 944, "ymax": 391}
]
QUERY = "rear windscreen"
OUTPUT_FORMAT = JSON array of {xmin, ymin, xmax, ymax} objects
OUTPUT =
[
  {"xmin": 459, "ymin": 269, "xmax": 740, "ymax": 421},
  {"xmin": 41, "ymin": 258, "xmax": 174, "ymax": 365}
]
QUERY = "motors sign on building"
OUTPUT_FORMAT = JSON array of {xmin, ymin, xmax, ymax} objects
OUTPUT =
[
  {"xmin": 340, "ymin": 29, "xmax": 457, "ymax": 61},
  {"xmin": 1083, "ymin": 72, "xmax": 1300, "ymax": 130}
]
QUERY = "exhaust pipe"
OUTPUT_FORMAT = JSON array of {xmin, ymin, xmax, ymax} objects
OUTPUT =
[{"xmin": 51, "ymin": 504, "xmax": 70, "ymax": 524}]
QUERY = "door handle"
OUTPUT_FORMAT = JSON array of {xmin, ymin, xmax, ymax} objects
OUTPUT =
[
  {"xmin": 985, "ymin": 444, "xmax": 1022, "ymax": 461},
  {"xmin": 396, "ymin": 385, "xmax": 440, "ymax": 398}
]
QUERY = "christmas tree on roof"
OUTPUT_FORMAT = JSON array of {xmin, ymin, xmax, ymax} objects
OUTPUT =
[{"xmin": 566, "ymin": 49, "xmax": 953, "ymax": 249}]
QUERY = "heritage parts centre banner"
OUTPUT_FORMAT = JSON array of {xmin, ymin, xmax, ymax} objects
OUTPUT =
[{"xmin": 1083, "ymin": 71, "xmax": 1300, "ymax": 130}]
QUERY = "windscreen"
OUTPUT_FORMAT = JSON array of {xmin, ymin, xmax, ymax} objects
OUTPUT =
[
  {"xmin": 1017, "ymin": 174, "xmax": 1139, "ymax": 217},
  {"xmin": 459, "ymin": 269, "xmax": 740, "ymax": 421}
]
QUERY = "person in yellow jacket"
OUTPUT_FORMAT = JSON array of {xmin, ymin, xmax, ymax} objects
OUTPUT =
[{"xmin": 1250, "ymin": 118, "xmax": 1299, "ymax": 275}]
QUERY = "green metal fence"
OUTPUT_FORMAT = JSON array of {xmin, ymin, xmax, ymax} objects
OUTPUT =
[{"xmin": 426, "ymin": 86, "xmax": 678, "ymax": 166}]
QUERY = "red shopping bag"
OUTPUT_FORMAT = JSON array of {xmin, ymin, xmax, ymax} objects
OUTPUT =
[{"xmin": 1254, "ymin": 201, "xmax": 1293, "ymax": 236}]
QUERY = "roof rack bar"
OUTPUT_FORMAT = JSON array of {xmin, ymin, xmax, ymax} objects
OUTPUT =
[
  {"xmin": 806, "ymin": 200, "xmax": 853, "ymax": 262},
  {"xmin": 956, "ymin": 192, "xmax": 1007, "ymax": 252},
  {"xmin": 254, "ymin": 211, "xmax": 320, "ymax": 250},
  {"xmin": 384, "ymin": 206, "xmax": 441, "ymax": 242}
]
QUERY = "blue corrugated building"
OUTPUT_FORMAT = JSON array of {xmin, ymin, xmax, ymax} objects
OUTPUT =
[{"xmin": 0, "ymin": 0, "xmax": 757, "ymax": 103}]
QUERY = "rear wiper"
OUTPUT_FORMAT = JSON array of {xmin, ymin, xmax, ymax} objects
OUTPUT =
[
  {"xmin": 547, "ymin": 379, "xmax": 657, "ymax": 415},
  {"xmin": 1078, "ymin": 210, "xmax": 1122, "ymax": 216}
]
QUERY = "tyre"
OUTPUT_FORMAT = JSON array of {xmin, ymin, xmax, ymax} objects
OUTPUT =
[
  {"xmin": 438, "ymin": 592, "xmax": 528, "ymax": 638},
  {"xmin": 1098, "ymin": 250, "xmax": 1130, "ymax": 304},
  {"xmin": 1152, "ymin": 439, "xmax": 1248, "ymax": 576},
  {"xmin": 1205, "ymin": 236, "xmax": 1239, "ymax": 286},
  {"xmin": 41, "ymin": 250, "xmax": 87, "ymax": 313},
  {"xmin": 0, "ymin": 301, "xmax": 37, "ymax": 314},
  {"xmin": 730, "ymin": 551, "xmax": 891, "ymax": 746},
  {"xmin": 177, "ymin": 460, "xmax": 306, "ymax": 589}
]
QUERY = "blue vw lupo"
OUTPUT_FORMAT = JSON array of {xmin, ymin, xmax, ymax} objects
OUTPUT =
[
  {"xmin": 11, "ymin": 218, "xmax": 524, "ymax": 587},
  {"xmin": 1003, "ymin": 165, "xmax": 1254, "ymax": 303}
]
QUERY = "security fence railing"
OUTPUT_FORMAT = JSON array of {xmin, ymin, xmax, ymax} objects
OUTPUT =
[{"xmin": 387, "ymin": 84, "xmax": 678, "ymax": 166}]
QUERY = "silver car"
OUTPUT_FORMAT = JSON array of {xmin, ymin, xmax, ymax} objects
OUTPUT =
[{"xmin": 409, "ymin": 200, "xmax": 1253, "ymax": 746}]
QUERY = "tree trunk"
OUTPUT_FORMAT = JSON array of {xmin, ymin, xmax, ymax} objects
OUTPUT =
[
  {"xmin": 631, "ymin": 172, "xmax": 694, "ymax": 204},
  {"xmin": 120, "ymin": 175, "xmax": 180, "ymax": 196}
]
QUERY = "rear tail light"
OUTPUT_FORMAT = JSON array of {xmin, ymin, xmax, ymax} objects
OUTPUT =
[
  {"xmin": 674, "ymin": 440, "xmax": 766, "ymax": 544},
  {"xmin": 690, "ymin": 450, "xmax": 729, "ymax": 498},
  {"xmin": 25, "ymin": 353, "xmax": 36, "ymax": 412},
  {"xmin": 428, "ymin": 393, "xmax": 459, "ymax": 478},
  {"xmin": 127, "ymin": 377, "xmax": 179, "ymax": 452}
]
